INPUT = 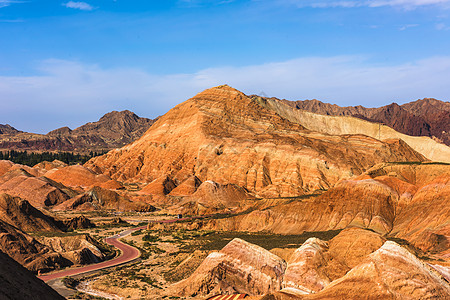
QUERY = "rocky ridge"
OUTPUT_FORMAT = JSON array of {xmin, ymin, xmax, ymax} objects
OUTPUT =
[
  {"xmin": 0, "ymin": 110, "xmax": 156, "ymax": 153},
  {"xmin": 271, "ymin": 97, "xmax": 450, "ymax": 146},
  {"xmin": 254, "ymin": 96, "xmax": 450, "ymax": 163}
]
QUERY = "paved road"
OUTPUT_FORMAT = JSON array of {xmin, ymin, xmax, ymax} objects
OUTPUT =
[
  {"xmin": 38, "ymin": 225, "xmax": 147, "ymax": 282},
  {"xmin": 38, "ymin": 215, "xmax": 207, "ymax": 283}
]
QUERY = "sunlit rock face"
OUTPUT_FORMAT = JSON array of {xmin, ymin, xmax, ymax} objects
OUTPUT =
[
  {"xmin": 169, "ymin": 229, "xmax": 450, "ymax": 299},
  {"xmin": 86, "ymin": 85, "xmax": 424, "ymax": 199},
  {"xmin": 171, "ymin": 238, "xmax": 287, "ymax": 297}
]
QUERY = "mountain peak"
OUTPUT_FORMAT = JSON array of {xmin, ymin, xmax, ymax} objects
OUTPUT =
[{"xmin": 0, "ymin": 124, "xmax": 22, "ymax": 135}]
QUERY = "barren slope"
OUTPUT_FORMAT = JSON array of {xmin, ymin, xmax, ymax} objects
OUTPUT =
[
  {"xmin": 86, "ymin": 85, "xmax": 424, "ymax": 198},
  {"xmin": 0, "ymin": 249, "xmax": 64, "ymax": 300},
  {"xmin": 255, "ymin": 97, "xmax": 450, "ymax": 163},
  {"xmin": 0, "ymin": 110, "xmax": 156, "ymax": 153}
]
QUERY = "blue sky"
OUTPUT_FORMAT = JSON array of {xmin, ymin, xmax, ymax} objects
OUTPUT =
[{"xmin": 1, "ymin": 0, "xmax": 450, "ymax": 133}]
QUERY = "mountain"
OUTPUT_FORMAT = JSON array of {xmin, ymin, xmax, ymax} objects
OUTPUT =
[
  {"xmin": 86, "ymin": 85, "xmax": 424, "ymax": 199},
  {"xmin": 254, "ymin": 96, "xmax": 450, "ymax": 163},
  {"xmin": 0, "ymin": 110, "xmax": 157, "ymax": 153},
  {"xmin": 273, "ymin": 96, "xmax": 450, "ymax": 146},
  {"xmin": 0, "ymin": 124, "xmax": 21, "ymax": 135}
]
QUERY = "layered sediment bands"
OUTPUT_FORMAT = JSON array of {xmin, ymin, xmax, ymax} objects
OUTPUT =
[
  {"xmin": 391, "ymin": 174, "xmax": 450, "ymax": 253},
  {"xmin": 0, "ymin": 193, "xmax": 62, "ymax": 232},
  {"xmin": 0, "ymin": 168, "xmax": 73, "ymax": 207},
  {"xmin": 175, "ymin": 229, "xmax": 450, "ymax": 299},
  {"xmin": 54, "ymin": 186, "xmax": 155, "ymax": 212},
  {"xmin": 86, "ymin": 85, "xmax": 424, "ymax": 198},
  {"xmin": 273, "ymin": 97, "xmax": 450, "ymax": 146},
  {"xmin": 282, "ymin": 228, "xmax": 386, "ymax": 295},
  {"xmin": 36, "ymin": 234, "xmax": 104, "ymax": 265},
  {"xmin": 175, "ymin": 181, "xmax": 256, "ymax": 215},
  {"xmin": 172, "ymin": 238, "xmax": 287, "ymax": 297},
  {"xmin": 0, "ymin": 219, "xmax": 69, "ymax": 272},
  {"xmin": 194, "ymin": 163, "xmax": 449, "ymax": 252},
  {"xmin": 297, "ymin": 241, "xmax": 450, "ymax": 300},
  {"xmin": 255, "ymin": 96, "xmax": 450, "ymax": 163},
  {"xmin": 201, "ymin": 176, "xmax": 398, "ymax": 235},
  {"xmin": 45, "ymin": 164, "xmax": 121, "ymax": 190},
  {"xmin": 0, "ymin": 110, "xmax": 156, "ymax": 153}
]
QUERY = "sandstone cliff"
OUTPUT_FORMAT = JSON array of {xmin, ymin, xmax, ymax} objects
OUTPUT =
[{"xmin": 172, "ymin": 238, "xmax": 287, "ymax": 297}]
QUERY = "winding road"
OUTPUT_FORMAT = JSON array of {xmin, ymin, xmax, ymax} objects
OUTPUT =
[
  {"xmin": 38, "ymin": 215, "xmax": 208, "ymax": 283},
  {"xmin": 38, "ymin": 225, "xmax": 147, "ymax": 282}
]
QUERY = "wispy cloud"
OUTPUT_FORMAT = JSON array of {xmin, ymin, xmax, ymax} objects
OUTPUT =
[
  {"xmin": 436, "ymin": 22, "xmax": 450, "ymax": 29},
  {"xmin": 0, "ymin": 19, "xmax": 24, "ymax": 22},
  {"xmin": 0, "ymin": 0, "xmax": 27, "ymax": 8},
  {"xmin": 63, "ymin": 1, "xmax": 94, "ymax": 11},
  {"xmin": 399, "ymin": 23, "xmax": 419, "ymax": 30},
  {"xmin": 286, "ymin": 0, "xmax": 450, "ymax": 9},
  {"xmin": 1, "ymin": 56, "xmax": 450, "ymax": 133}
]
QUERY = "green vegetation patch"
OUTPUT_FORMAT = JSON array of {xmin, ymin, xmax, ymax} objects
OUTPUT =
[
  {"xmin": 0, "ymin": 150, "xmax": 107, "ymax": 166},
  {"xmin": 176, "ymin": 229, "xmax": 342, "ymax": 252}
]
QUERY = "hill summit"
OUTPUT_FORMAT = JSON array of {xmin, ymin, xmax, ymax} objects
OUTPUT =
[
  {"xmin": 86, "ymin": 85, "xmax": 424, "ymax": 198},
  {"xmin": 0, "ymin": 110, "xmax": 157, "ymax": 153}
]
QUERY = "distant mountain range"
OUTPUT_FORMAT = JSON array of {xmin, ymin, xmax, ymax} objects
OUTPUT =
[
  {"xmin": 0, "ymin": 110, "xmax": 157, "ymax": 153},
  {"xmin": 267, "ymin": 97, "xmax": 450, "ymax": 145}
]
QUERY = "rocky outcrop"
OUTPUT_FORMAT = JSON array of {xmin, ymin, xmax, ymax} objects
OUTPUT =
[
  {"xmin": 281, "ymin": 228, "xmax": 386, "ymax": 295},
  {"xmin": 298, "ymin": 241, "xmax": 450, "ymax": 299},
  {"xmin": 37, "ymin": 234, "xmax": 104, "ymax": 265},
  {"xmin": 33, "ymin": 159, "xmax": 68, "ymax": 171},
  {"xmin": 173, "ymin": 229, "xmax": 450, "ymax": 299},
  {"xmin": 0, "ymin": 249, "xmax": 64, "ymax": 300},
  {"xmin": 181, "ymin": 163, "xmax": 449, "ymax": 261},
  {"xmin": 0, "ymin": 168, "xmax": 74, "ymax": 208},
  {"xmin": 54, "ymin": 186, "xmax": 156, "ymax": 212},
  {"xmin": 282, "ymin": 238, "xmax": 330, "ymax": 294},
  {"xmin": 44, "ymin": 164, "xmax": 119, "ymax": 190},
  {"xmin": 86, "ymin": 85, "xmax": 424, "ymax": 198},
  {"xmin": 0, "ymin": 217, "xmax": 107, "ymax": 273},
  {"xmin": 62, "ymin": 215, "xmax": 95, "ymax": 230},
  {"xmin": 172, "ymin": 238, "xmax": 287, "ymax": 297},
  {"xmin": 0, "ymin": 124, "xmax": 22, "ymax": 135},
  {"xmin": 0, "ymin": 110, "xmax": 156, "ymax": 153},
  {"xmin": 402, "ymin": 98, "xmax": 450, "ymax": 145},
  {"xmin": 0, "ymin": 193, "xmax": 62, "ymax": 232},
  {"xmin": 171, "ymin": 181, "xmax": 256, "ymax": 215},
  {"xmin": 180, "ymin": 230, "xmax": 449, "ymax": 299},
  {"xmin": 0, "ymin": 219, "xmax": 70, "ymax": 272},
  {"xmin": 169, "ymin": 175, "xmax": 202, "ymax": 196}
]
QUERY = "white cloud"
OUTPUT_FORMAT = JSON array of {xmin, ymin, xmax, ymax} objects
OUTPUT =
[
  {"xmin": 0, "ymin": 0, "xmax": 26, "ymax": 8},
  {"xmin": 399, "ymin": 23, "xmax": 419, "ymax": 30},
  {"xmin": 287, "ymin": 0, "xmax": 450, "ymax": 9},
  {"xmin": 63, "ymin": 1, "xmax": 94, "ymax": 11},
  {"xmin": 1, "ymin": 56, "xmax": 450, "ymax": 133},
  {"xmin": 436, "ymin": 22, "xmax": 450, "ymax": 29}
]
